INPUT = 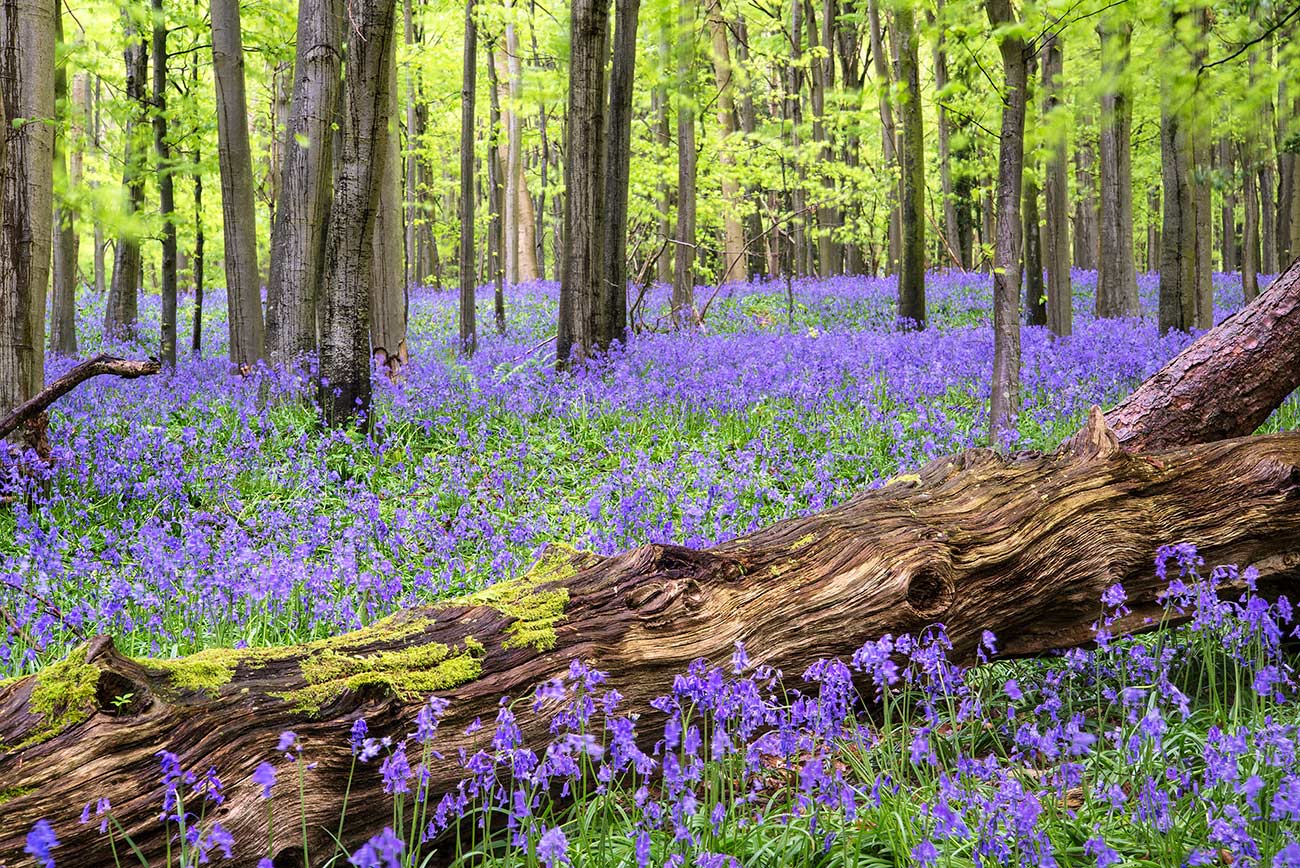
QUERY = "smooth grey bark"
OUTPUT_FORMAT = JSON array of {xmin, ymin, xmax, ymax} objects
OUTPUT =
[
  {"xmin": 91, "ymin": 76, "xmax": 104, "ymax": 298},
  {"xmin": 602, "ymin": 0, "xmax": 641, "ymax": 343},
  {"xmin": 486, "ymin": 44, "xmax": 504, "ymax": 333},
  {"xmin": 1241, "ymin": 138, "xmax": 1261, "ymax": 302},
  {"xmin": 50, "ymin": 11, "xmax": 77, "ymax": 358},
  {"xmin": 266, "ymin": 0, "xmax": 342, "ymax": 363},
  {"xmin": 866, "ymin": 0, "xmax": 898, "ymax": 274},
  {"xmin": 1219, "ymin": 137, "xmax": 1236, "ymax": 273},
  {"xmin": 104, "ymin": 16, "xmax": 146, "ymax": 341},
  {"xmin": 457, "ymin": 0, "xmax": 477, "ymax": 355},
  {"xmin": 705, "ymin": 0, "xmax": 743, "ymax": 285},
  {"xmin": 212, "ymin": 0, "xmax": 265, "ymax": 368},
  {"xmin": 370, "ymin": 37, "xmax": 406, "ymax": 367},
  {"xmin": 318, "ymin": 0, "xmax": 397, "ymax": 428},
  {"xmin": 153, "ymin": 0, "xmax": 178, "ymax": 369},
  {"xmin": 0, "ymin": 0, "xmax": 55, "ymax": 422},
  {"xmin": 672, "ymin": 0, "xmax": 698, "ymax": 323},
  {"xmin": 1260, "ymin": 53, "xmax": 1278, "ymax": 276},
  {"xmin": 895, "ymin": 3, "xmax": 925, "ymax": 326},
  {"xmin": 503, "ymin": 11, "xmax": 521, "ymax": 287},
  {"xmin": 1042, "ymin": 34, "xmax": 1071, "ymax": 337},
  {"xmin": 556, "ymin": 0, "xmax": 610, "ymax": 363},
  {"xmin": 403, "ymin": 0, "xmax": 418, "ymax": 286},
  {"xmin": 986, "ymin": 0, "xmax": 1027, "ymax": 448},
  {"xmin": 1095, "ymin": 17, "xmax": 1137, "ymax": 318},
  {"xmin": 1159, "ymin": 75, "xmax": 1195, "ymax": 335},
  {"xmin": 1073, "ymin": 125, "xmax": 1098, "ymax": 270}
]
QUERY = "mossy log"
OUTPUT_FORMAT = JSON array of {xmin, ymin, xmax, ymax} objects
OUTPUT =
[
  {"xmin": 2, "ymin": 414, "xmax": 1300, "ymax": 864},
  {"xmin": 5, "ymin": 273, "xmax": 1300, "ymax": 864}
]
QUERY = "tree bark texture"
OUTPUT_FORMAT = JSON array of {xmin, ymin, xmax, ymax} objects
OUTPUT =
[
  {"xmin": 370, "ymin": 40, "xmax": 407, "ymax": 368},
  {"xmin": 556, "ymin": 0, "xmax": 610, "ymax": 363},
  {"xmin": 602, "ymin": 0, "xmax": 640, "ymax": 343},
  {"xmin": 266, "ymin": 0, "xmax": 342, "ymax": 364},
  {"xmin": 1096, "ymin": 18, "xmax": 1137, "ymax": 318},
  {"xmin": 104, "ymin": 16, "xmax": 146, "ymax": 341},
  {"xmin": 457, "ymin": 0, "xmax": 477, "ymax": 355},
  {"xmin": 212, "ymin": 0, "xmax": 266, "ymax": 368},
  {"xmin": 895, "ymin": 4, "xmax": 925, "ymax": 326},
  {"xmin": 705, "ymin": 0, "xmax": 745, "ymax": 286},
  {"xmin": 1158, "ymin": 71, "xmax": 1195, "ymax": 335},
  {"xmin": 317, "ymin": 0, "xmax": 397, "ymax": 427},
  {"xmin": 1220, "ymin": 137, "xmax": 1237, "ymax": 273},
  {"xmin": 866, "ymin": 0, "xmax": 898, "ymax": 274},
  {"xmin": 154, "ymin": 0, "xmax": 179, "ymax": 369},
  {"xmin": 49, "ymin": 10, "xmax": 77, "ymax": 358},
  {"xmin": 1073, "ymin": 125, "xmax": 1099, "ymax": 271},
  {"xmin": 1023, "ymin": 166, "xmax": 1046, "ymax": 328},
  {"xmin": 1041, "ymin": 35, "xmax": 1071, "ymax": 338},
  {"xmin": 986, "ymin": 0, "xmax": 1026, "ymax": 447},
  {"xmin": 672, "ymin": 0, "xmax": 698, "ymax": 325}
]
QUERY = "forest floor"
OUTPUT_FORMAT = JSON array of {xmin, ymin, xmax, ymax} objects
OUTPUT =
[{"xmin": 5, "ymin": 271, "xmax": 1300, "ymax": 867}]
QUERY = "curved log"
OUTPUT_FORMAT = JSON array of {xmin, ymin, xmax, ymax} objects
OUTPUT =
[
  {"xmin": 0, "ymin": 353, "xmax": 162, "ymax": 445},
  {"xmin": 1073, "ymin": 256, "xmax": 1300, "ymax": 453},
  {"xmin": 2, "ymin": 415, "xmax": 1300, "ymax": 864}
]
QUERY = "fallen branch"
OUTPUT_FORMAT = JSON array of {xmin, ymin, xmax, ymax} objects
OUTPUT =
[{"xmin": 0, "ymin": 353, "xmax": 162, "ymax": 443}]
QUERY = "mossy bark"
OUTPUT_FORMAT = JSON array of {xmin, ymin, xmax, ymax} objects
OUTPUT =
[{"xmin": 4, "ymin": 288, "xmax": 1300, "ymax": 864}]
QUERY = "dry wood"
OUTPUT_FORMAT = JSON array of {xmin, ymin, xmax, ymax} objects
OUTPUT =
[{"xmin": 0, "ymin": 353, "xmax": 161, "ymax": 443}]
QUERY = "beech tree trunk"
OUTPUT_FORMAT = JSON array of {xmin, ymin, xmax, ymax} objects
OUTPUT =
[
  {"xmin": 1096, "ymin": 17, "xmax": 1137, "ymax": 318},
  {"xmin": 369, "ymin": 42, "xmax": 407, "ymax": 367},
  {"xmin": 212, "ymin": 0, "xmax": 266, "ymax": 369},
  {"xmin": 1241, "ymin": 139, "xmax": 1261, "ymax": 302},
  {"xmin": 602, "ymin": 0, "xmax": 640, "ymax": 342},
  {"xmin": 1220, "ymin": 137, "xmax": 1237, "ymax": 273},
  {"xmin": 8, "ymin": 289, "xmax": 1300, "ymax": 861},
  {"xmin": 49, "ymin": 10, "xmax": 77, "ymax": 358},
  {"xmin": 104, "ymin": 15, "xmax": 146, "ymax": 341},
  {"xmin": 895, "ymin": 3, "xmax": 925, "ymax": 326},
  {"xmin": 154, "ymin": 0, "xmax": 178, "ymax": 369},
  {"xmin": 672, "ymin": 0, "xmax": 697, "ymax": 326},
  {"xmin": 266, "ymin": 0, "xmax": 343, "ymax": 364},
  {"xmin": 867, "ymin": 0, "xmax": 898, "ymax": 274},
  {"xmin": 1073, "ymin": 123, "xmax": 1099, "ymax": 271},
  {"xmin": 1041, "ymin": 35, "xmax": 1071, "ymax": 338},
  {"xmin": 0, "ymin": 0, "xmax": 55, "ymax": 423},
  {"xmin": 705, "ymin": 0, "xmax": 745, "ymax": 286},
  {"xmin": 317, "ymin": 0, "xmax": 397, "ymax": 427},
  {"xmin": 987, "ymin": 0, "xmax": 1027, "ymax": 447},
  {"xmin": 457, "ymin": 0, "xmax": 477, "ymax": 355}
]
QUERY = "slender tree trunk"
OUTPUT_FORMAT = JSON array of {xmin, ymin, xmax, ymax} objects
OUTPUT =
[
  {"xmin": 933, "ymin": 1, "xmax": 959, "ymax": 270},
  {"xmin": 672, "ymin": 0, "xmax": 697, "ymax": 326},
  {"xmin": 1219, "ymin": 137, "xmax": 1237, "ymax": 273},
  {"xmin": 104, "ymin": 17, "xmax": 146, "ymax": 341},
  {"xmin": 705, "ymin": 0, "xmax": 745, "ymax": 285},
  {"xmin": 1042, "ymin": 35, "xmax": 1071, "ymax": 337},
  {"xmin": 50, "ymin": 12, "xmax": 77, "ymax": 358},
  {"xmin": 266, "ymin": 0, "xmax": 342, "ymax": 363},
  {"xmin": 1073, "ymin": 124, "xmax": 1098, "ymax": 271},
  {"xmin": 1024, "ymin": 166, "xmax": 1046, "ymax": 327},
  {"xmin": 370, "ymin": 38, "xmax": 406, "ymax": 366},
  {"xmin": 556, "ymin": 0, "xmax": 610, "ymax": 363},
  {"xmin": 1190, "ymin": 17, "xmax": 1212, "ymax": 331},
  {"xmin": 192, "ymin": 152, "xmax": 204, "ymax": 356},
  {"xmin": 212, "ymin": 0, "xmax": 266, "ymax": 369},
  {"xmin": 785, "ymin": 0, "xmax": 806, "ymax": 277},
  {"xmin": 0, "ymin": 0, "xmax": 55, "ymax": 425},
  {"xmin": 895, "ymin": 5, "xmax": 925, "ymax": 324},
  {"xmin": 866, "ymin": 0, "xmax": 898, "ymax": 274},
  {"xmin": 1241, "ymin": 139, "xmax": 1261, "ymax": 302},
  {"xmin": 1147, "ymin": 187, "xmax": 1160, "ymax": 272},
  {"xmin": 486, "ymin": 46, "xmax": 504, "ymax": 332},
  {"xmin": 654, "ymin": 16, "xmax": 672, "ymax": 285},
  {"xmin": 502, "ymin": 10, "xmax": 521, "ymax": 288},
  {"xmin": 457, "ymin": 0, "xmax": 478, "ymax": 355},
  {"xmin": 318, "ymin": 0, "xmax": 398, "ymax": 427},
  {"xmin": 602, "ymin": 0, "xmax": 641, "ymax": 343},
  {"xmin": 153, "ymin": 0, "xmax": 178, "ymax": 369},
  {"xmin": 1158, "ymin": 73, "xmax": 1195, "ymax": 334},
  {"xmin": 1260, "ymin": 51, "xmax": 1278, "ymax": 275},
  {"xmin": 805, "ymin": 0, "xmax": 833, "ymax": 277},
  {"xmin": 1096, "ymin": 17, "xmax": 1137, "ymax": 317},
  {"xmin": 986, "ymin": 0, "xmax": 1027, "ymax": 447}
]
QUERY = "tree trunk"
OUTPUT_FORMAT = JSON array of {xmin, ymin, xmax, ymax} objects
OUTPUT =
[
  {"xmin": 1096, "ymin": 17, "xmax": 1137, "ymax": 317},
  {"xmin": 266, "ymin": 0, "xmax": 343, "ymax": 364},
  {"xmin": 153, "ymin": 0, "xmax": 178, "ymax": 369},
  {"xmin": 0, "ymin": 0, "xmax": 55, "ymax": 426},
  {"xmin": 895, "ymin": 3, "xmax": 925, "ymax": 327},
  {"xmin": 502, "ymin": 11, "xmax": 521, "ymax": 288},
  {"xmin": 104, "ymin": 16, "xmax": 146, "ymax": 341},
  {"xmin": 1073, "ymin": 123, "xmax": 1099, "ymax": 271},
  {"xmin": 987, "ymin": 0, "xmax": 1027, "ymax": 447},
  {"xmin": 212, "ymin": 0, "xmax": 266, "ymax": 369},
  {"xmin": 672, "ymin": 0, "xmax": 697, "ymax": 326},
  {"xmin": 1041, "ymin": 34, "xmax": 1071, "ymax": 337},
  {"xmin": 91, "ymin": 77, "xmax": 105, "ymax": 299},
  {"xmin": 1220, "ymin": 137, "xmax": 1237, "ymax": 273},
  {"xmin": 602, "ymin": 0, "xmax": 640, "ymax": 343},
  {"xmin": 10, "ymin": 327, "xmax": 1300, "ymax": 862},
  {"xmin": 933, "ymin": 0, "xmax": 959, "ymax": 270},
  {"xmin": 1158, "ymin": 39, "xmax": 1195, "ymax": 336},
  {"xmin": 485, "ymin": 49, "xmax": 504, "ymax": 332},
  {"xmin": 370, "ymin": 39, "xmax": 406, "ymax": 369},
  {"xmin": 705, "ymin": 0, "xmax": 745, "ymax": 286},
  {"xmin": 317, "ymin": 0, "xmax": 397, "ymax": 427},
  {"xmin": 556, "ymin": 0, "xmax": 609, "ymax": 363},
  {"xmin": 867, "ymin": 0, "xmax": 898, "ymax": 274},
  {"xmin": 1241, "ymin": 139, "xmax": 1260, "ymax": 302},
  {"xmin": 457, "ymin": 0, "xmax": 477, "ymax": 355},
  {"xmin": 49, "ymin": 11, "xmax": 77, "ymax": 358},
  {"xmin": 1023, "ymin": 166, "xmax": 1046, "ymax": 328},
  {"xmin": 806, "ymin": 0, "xmax": 836, "ymax": 277}
]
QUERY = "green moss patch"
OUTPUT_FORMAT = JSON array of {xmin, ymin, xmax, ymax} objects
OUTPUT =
[
  {"xmin": 7, "ymin": 646, "xmax": 100, "ymax": 751},
  {"xmin": 275, "ymin": 636, "xmax": 484, "ymax": 716},
  {"xmin": 0, "ymin": 785, "xmax": 34, "ymax": 805},
  {"xmin": 452, "ymin": 544, "xmax": 578, "ymax": 651}
]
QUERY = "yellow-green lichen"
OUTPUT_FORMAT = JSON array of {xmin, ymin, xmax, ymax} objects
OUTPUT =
[
  {"xmin": 274, "ymin": 636, "xmax": 484, "ymax": 716},
  {"xmin": 451, "ymin": 545, "xmax": 578, "ymax": 651},
  {"xmin": 0, "ymin": 785, "xmax": 34, "ymax": 805},
  {"xmin": 10, "ymin": 646, "xmax": 100, "ymax": 751},
  {"xmin": 136, "ymin": 614, "xmax": 442, "ymax": 697},
  {"xmin": 791, "ymin": 533, "xmax": 817, "ymax": 550}
]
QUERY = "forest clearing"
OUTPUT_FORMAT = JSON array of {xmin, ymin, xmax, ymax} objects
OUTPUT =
[{"xmin": 1, "ymin": 0, "xmax": 1300, "ymax": 864}]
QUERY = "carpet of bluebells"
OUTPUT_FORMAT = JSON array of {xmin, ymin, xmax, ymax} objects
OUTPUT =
[{"xmin": 7, "ymin": 270, "xmax": 1300, "ymax": 866}]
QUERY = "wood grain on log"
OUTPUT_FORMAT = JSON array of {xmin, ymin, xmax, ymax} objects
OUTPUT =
[{"xmin": 2, "ymin": 422, "xmax": 1299, "ymax": 864}]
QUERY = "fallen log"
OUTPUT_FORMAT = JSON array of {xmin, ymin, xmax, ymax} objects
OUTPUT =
[
  {"xmin": 1072, "ymin": 256, "xmax": 1300, "ymax": 453},
  {"xmin": 4, "ymin": 271, "xmax": 1300, "ymax": 864},
  {"xmin": 1, "ymin": 410, "xmax": 1299, "ymax": 864}
]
